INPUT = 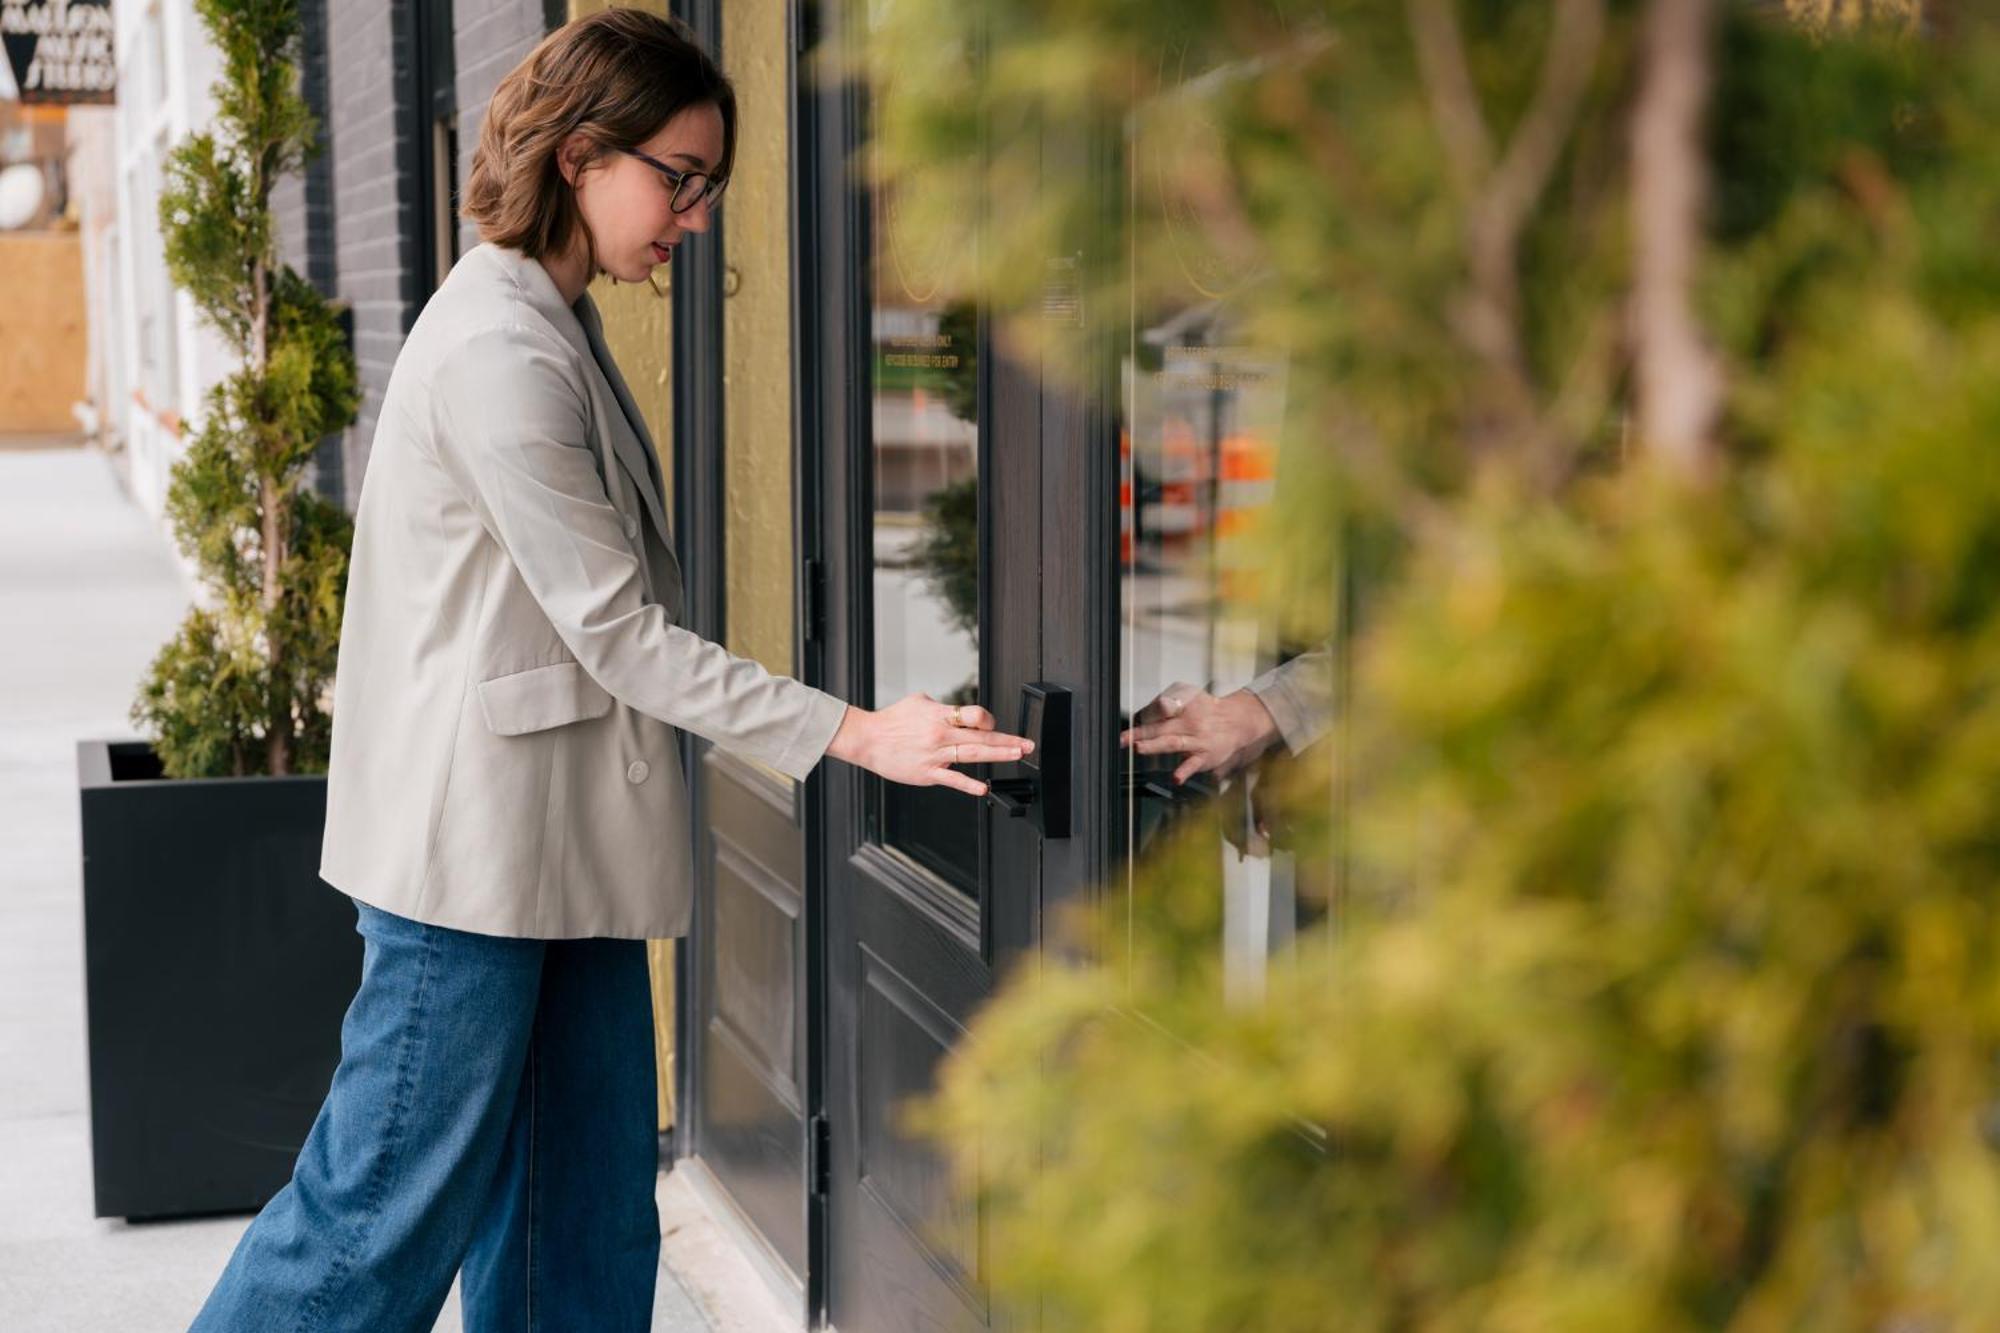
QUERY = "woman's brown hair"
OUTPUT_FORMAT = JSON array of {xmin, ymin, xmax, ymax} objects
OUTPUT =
[{"xmin": 462, "ymin": 9, "xmax": 735, "ymax": 270}]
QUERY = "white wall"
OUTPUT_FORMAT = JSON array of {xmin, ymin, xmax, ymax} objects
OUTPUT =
[
  {"xmin": 108, "ymin": 0, "xmax": 231, "ymax": 525},
  {"xmin": 64, "ymin": 106, "xmax": 120, "ymax": 447}
]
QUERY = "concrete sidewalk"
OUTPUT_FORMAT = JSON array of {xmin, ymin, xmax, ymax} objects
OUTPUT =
[{"xmin": 0, "ymin": 448, "xmax": 776, "ymax": 1332}]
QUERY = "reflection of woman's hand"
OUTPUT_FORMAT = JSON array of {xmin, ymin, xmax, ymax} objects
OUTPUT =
[
  {"xmin": 826, "ymin": 692, "xmax": 1033, "ymax": 797},
  {"xmin": 1119, "ymin": 681, "xmax": 1280, "ymax": 785}
]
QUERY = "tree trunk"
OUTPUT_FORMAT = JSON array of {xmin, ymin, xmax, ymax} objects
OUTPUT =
[
  {"xmin": 1631, "ymin": 0, "xmax": 1721, "ymax": 478},
  {"xmin": 250, "ymin": 255, "xmax": 293, "ymax": 776}
]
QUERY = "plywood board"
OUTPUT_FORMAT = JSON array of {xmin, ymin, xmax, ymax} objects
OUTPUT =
[{"xmin": 0, "ymin": 232, "xmax": 88, "ymax": 434}]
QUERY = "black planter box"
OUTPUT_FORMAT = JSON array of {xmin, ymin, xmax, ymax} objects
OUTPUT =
[{"xmin": 76, "ymin": 740, "xmax": 362, "ymax": 1220}]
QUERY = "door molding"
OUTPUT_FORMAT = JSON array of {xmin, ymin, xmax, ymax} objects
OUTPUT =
[{"xmin": 795, "ymin": 0, "xmax": 853, "ymax": 1322}]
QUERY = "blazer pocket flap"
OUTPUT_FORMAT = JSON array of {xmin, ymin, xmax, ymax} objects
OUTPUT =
[{"xmin": 476, "ymin": 661, "xmax": 614, "ymax": 736}]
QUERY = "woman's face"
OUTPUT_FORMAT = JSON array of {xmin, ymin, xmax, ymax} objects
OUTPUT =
[{"xmin": 562, "ymin": 101, "xmax": 726, "ymax": 285}]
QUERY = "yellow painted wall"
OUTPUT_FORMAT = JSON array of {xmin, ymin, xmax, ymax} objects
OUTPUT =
[
  {"xmin": 567, "ymin": 0, "xmax": 795, "ymax": 677},
  {"xmin": 592, "ymin": 279, "xmax": 673, "ymax": 510},
  {"xmin": 571, "ymin": 0, "xmax": 679, "ymax": 1133},
  {"xmin": 574, "ymin": 0, "xmax": 675, "ymax": 509},
  {"xmin": 720, "ymin": 0, "xmax": 798, "ymax": 683}
]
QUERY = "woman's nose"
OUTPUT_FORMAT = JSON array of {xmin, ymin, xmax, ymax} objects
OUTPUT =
[{"xmin": 678, "ymin": 199, "xmax": 715, "ymax": 233}]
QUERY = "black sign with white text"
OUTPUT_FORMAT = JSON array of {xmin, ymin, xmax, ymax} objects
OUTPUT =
[{"xmin": 2, "ymin": 0, "xmax": 115, "ymax": 106}]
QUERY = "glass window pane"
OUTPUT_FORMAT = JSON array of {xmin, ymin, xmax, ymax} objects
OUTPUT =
[{"xmin": 867, "ymin": 9, "xmax": 982, "ymax": 898}]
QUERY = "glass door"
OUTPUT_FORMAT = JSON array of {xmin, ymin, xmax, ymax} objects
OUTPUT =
[{"xmin": 810, "ymin": 0, "xmax": 1048, "ymax": 1328}]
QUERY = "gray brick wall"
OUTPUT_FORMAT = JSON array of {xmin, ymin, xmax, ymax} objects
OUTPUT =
[
  {"xmin": 270, "ymin": 0, "xmax": 343, "ymax": 501},
  {"xmin": 319, "ymin": 0, "xmax": 554, "ymax": 509},
  {"xmin": 325, "ymin": 0, "xmax": 416, "ymax": 508},
  {"xmin": 453, "ymin": 0, "xmax": 552, "ymax": 258},
  {"xmin": 272, "ymin": 0, "xmax": 334, "ymax": 292}
]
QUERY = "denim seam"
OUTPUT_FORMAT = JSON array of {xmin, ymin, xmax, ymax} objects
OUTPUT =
[
  {"xmin": 296, "ymin": 923, "xmax": 438, "ymax": 1333},
  {"xmin": 526, "ymin": 1031, "xmax": 541, "ymax": 1331}
]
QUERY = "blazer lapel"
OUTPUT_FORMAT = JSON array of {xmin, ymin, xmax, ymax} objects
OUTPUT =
[
  {"xmin": 573, "ymin": 293, "xmax": 673, "ymax": 548},
  {"xmin": 473, "ymin": 245, "xmax": 673, "ymax": 550}
]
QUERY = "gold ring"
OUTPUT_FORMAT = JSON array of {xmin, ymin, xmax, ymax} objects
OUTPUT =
[
  {"xmin": 948, "ymin": 706, "xmax": 963, "ymax": 728},
  {"xmin": 952, "ymin": 743, "xmax": 961, "ymax": 765}
]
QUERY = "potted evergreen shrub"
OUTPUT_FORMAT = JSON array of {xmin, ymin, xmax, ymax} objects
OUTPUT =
[{"xmin": 76, "ymin": 0, "xmax": 362, "ymax": 1221}]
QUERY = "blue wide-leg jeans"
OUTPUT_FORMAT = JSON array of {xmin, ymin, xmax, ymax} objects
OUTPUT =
[{"xmin": 189, "ymin": 898, "xmax": 662, "ymax": 1332}]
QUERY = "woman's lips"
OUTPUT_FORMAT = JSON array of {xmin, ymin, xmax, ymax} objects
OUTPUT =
[{"xmin": 650, "ymin": 241, "xmax": 674, "ymax": 265}]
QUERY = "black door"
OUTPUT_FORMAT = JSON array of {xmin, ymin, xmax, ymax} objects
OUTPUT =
[
  {"xmin": 800, "ymin": 6, "xmax": 1336, "ymax": 1321},
  {"xmin": 803, "ymin": 0, "xmax": 1121, "ymax": 1324},
  {"xmin": 811, "ymin": 138, "xmax": 1046, "ymax": 1333}
]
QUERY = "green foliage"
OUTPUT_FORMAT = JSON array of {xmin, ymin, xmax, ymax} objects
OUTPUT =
[
  {"xmin": 873, "ymin": 2, "xmax": 2000, "ymax": 1328},
  {"xmin": 134, "ymin": 0, "xmax": 356, "ymax": 777}
]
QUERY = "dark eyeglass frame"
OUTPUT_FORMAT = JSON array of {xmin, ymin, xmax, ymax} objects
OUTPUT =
[{"xmin": 620, "ymin": 147, "xmax": 728, "ymax": 214}]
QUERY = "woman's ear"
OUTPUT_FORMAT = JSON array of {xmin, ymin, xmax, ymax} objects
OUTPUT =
[{"xmin": 556, "ymin": 132, "xmax": 588, "ymax": 188}]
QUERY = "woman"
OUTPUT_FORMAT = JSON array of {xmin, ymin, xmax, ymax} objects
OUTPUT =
[{"xmin": 190, "ymin": 12, "xmax": 1029, "ymax": 1331}]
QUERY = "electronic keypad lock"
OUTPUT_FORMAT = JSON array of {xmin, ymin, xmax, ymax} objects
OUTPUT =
[{"xmin": 984, "ymin": 682, "xmax": 1071, "ymax": 839}]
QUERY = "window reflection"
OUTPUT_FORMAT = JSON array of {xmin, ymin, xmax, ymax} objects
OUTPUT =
[{"xmin": 1117, "ymin": 66, "xmax": 1331, "ymax": 1006}]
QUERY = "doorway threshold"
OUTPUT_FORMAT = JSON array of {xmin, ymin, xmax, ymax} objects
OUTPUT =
[{"xmin": 658, "ymin": 1161, "xmax": 806, "ymax": 1332}]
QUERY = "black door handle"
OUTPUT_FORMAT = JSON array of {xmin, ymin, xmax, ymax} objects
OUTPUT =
[
  {"xmin": 1125, "ymin": 773, "xmax": 1178, "ymax": 803},
  {"xmin": 1121, "ymin": 770, "xmax": 1218, "ymax": 805},
  {"xmin": 983, "ymin": 683, "xmax": 1070, "ymax": 838},
  {"xmin": 985, "ymin": 777, "xmax": 1035, "ymax": 818}
]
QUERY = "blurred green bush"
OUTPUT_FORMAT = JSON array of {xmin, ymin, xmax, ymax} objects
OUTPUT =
[{"xmin": 866, "ymin": 2, "xmax": 2000, "ymax": 1327}]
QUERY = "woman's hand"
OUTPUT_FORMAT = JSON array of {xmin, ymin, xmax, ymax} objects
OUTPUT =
[
  {"xmin": 1119, "ymin": 681, "xmax": 1281, "ymax": 784},
  {"xmin": 826, "ymin": 693, "xmax": 1035, "ymax": 796}
]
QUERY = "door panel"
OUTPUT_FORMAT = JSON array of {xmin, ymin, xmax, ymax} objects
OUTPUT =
[
  {"xmin": 855, "ymin": 946, "xmax": 983, "ymax": 1306},
  {"xmin": 714, "ymin": 848, "xmax": 802, "ymax": 1089},
  {"xmin": 693, "ymin": 752, "xmax": 813, "ymax": 1284}
]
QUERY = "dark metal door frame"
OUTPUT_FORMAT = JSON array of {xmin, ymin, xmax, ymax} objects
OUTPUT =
[
  {"xmin": 795, "ymin": 0, "xmax": 864, "ymax": 1319},
  {"xmin": 403, "ymin": 0, "xmax": 457, "ymax": 302},
  {"xmin": 669, "ymin": 0, "xmax": 724, "ymax": 1172},
  {"xmin": 792, "ymin": 0, "xmax": 840, "ymax": 1321}
]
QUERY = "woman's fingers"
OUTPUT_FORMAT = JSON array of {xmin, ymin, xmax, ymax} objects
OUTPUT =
[
  {"xmin": 1133, "ymin": 681, "xmax": 1204, "ymax": 727},
  {"xmin": 931, "ymin": 767, "xmax": 991, "ymax": 797},
  {"xmin": 947, "ymin": 726, "xmax": 1032, "ymax": 753},
  {"xmin": 945, "ymin": 742, "xmax": 1031, "ymax": 765},
  {"xmin": 947, "ymin": 703, "xmax": 997, "ymax": 731},
  {"xmin": 1121, "ymin": 718, "xmax": 1193, "ymax": 749}
]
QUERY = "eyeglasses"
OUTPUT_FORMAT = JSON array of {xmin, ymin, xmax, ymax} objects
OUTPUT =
[{"xmin": 620, "ymin": 147, "xmax": 728, "ymax": 214}]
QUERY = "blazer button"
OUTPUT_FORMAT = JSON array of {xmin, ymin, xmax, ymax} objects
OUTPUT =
[
  {"xmin": 623, "ymin": 515, "xmax": 640, "ymax": 539},
  {"xmin": 626, "ymin": 760, "xmax": 650, "ymax": 785}
]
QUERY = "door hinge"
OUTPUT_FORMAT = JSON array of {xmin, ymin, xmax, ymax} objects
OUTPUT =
[
  {"xmin": 803, "ymin": 557, "xmax": 827, "ymax": 645},
  {"xmin": 809, "ymin": 1113, "xmax": 832, "ymax": 1198}
]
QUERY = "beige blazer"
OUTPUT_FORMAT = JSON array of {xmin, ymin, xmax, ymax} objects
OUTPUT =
[{"xmin": 319, "ymin": 242, "xmax": 848, "ymax": 940}]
